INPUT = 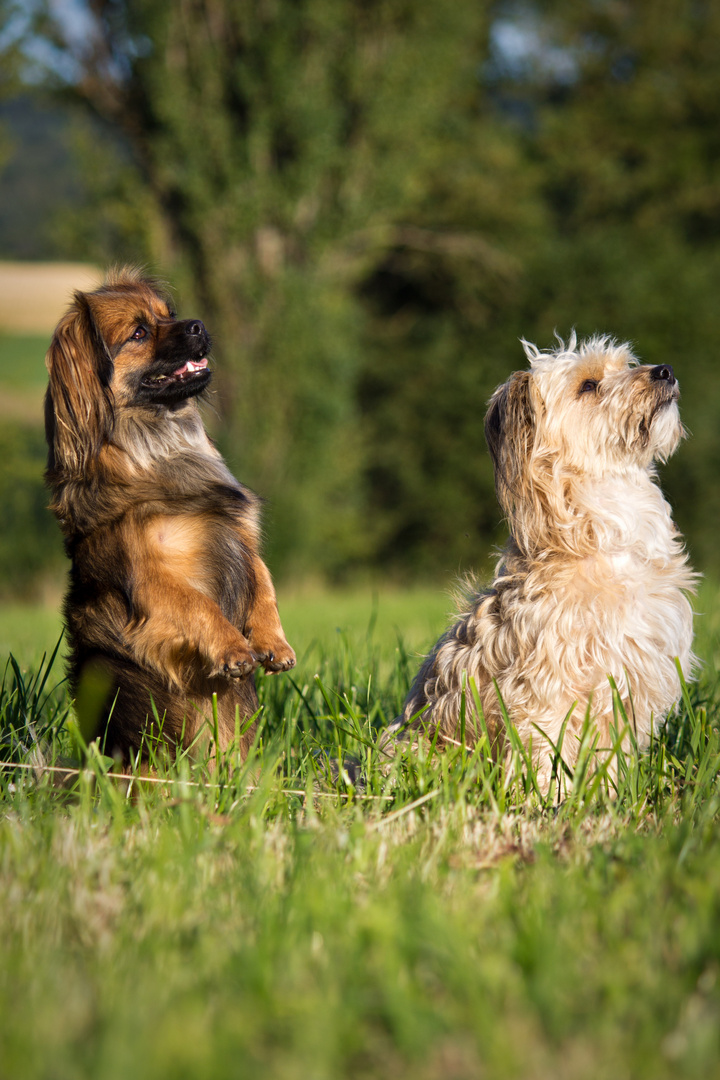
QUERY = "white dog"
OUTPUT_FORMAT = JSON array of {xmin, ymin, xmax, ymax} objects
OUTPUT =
[{"xmin": 394, "ymin": 335, "xmax": 696, "ymax": 790}]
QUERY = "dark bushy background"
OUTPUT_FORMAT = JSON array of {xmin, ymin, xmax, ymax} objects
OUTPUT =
[{"xmin": 2, "ymin": 0, "xmax": 720, "ymax": 592}]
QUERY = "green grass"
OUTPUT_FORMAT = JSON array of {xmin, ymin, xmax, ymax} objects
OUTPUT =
[
  {"xmin": 0, "ymin": 333, "xmax": 48, "ymax": 427},
  {"xmin": 2, "ymin": 585, "xmax": 720, "ymax": 1079},
  {"xmin": 0, "ymin": 334, "xmax": 49, "ymax": 390},
  {"xmin": 0, "ymin": 602, "xmax": 64, "ymax": 662}
]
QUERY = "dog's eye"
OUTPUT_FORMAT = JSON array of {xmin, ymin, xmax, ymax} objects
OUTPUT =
[
  {"xmin": 131, "ymin": 326, "xmax": 148, "ymax": 341},
  {"xmin": 580, "ymin": 379, "xmax": 599, "ymax": 394}
]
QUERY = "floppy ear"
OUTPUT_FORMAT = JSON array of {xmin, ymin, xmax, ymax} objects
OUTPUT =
[
  {"xmin": 45, "ymin": 294, "xmax": 114, "ymax": 475},
  {"xmin": 484, "ymin": 370, "xmax": 536, "ymax": 517}
]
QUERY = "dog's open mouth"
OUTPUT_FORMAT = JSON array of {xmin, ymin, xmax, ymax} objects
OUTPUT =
[{"xmin": 143, "ymin": 358, "xmax": 209, "ymax": 385}]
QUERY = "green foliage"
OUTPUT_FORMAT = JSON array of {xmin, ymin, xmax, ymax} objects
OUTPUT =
[
  {"xmin": 492, "ymin": 0, "xmax": 720, "ymax": 571},
  {"xmin": 0, "ymin": 96, "xmax": 89, "ymax": 260},
  {"xmin": 0, "ymin": 333, "xmax": 48, "ymax": 388},
  {"xmin": 0, "ymin": 421, "xmax": 64, "ymax": 599},
  {"xmin": 48, "ymin": 112, "xmax": 159, "ymax": 266},
  {"xmin": 218, "ymin": 268, "xmax": 366, "ymax": 576}
]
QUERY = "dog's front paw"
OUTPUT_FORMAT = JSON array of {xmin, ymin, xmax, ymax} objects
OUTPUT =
[
  {"xmin": 212, "ymin": 643, "xmax": 260, "ymax": 679},
  {"xmin": 250, "ymin": 638, "xmax": 296, "ymax": 673}
]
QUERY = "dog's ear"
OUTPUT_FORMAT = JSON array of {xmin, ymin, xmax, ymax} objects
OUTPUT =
[
  {"xmin": 45, "ymin": 294, "xmax": 114, "ymax": 475},
  {"xmin": 484, "ymin": 370, "xmax": 536, "ymax": 515}
]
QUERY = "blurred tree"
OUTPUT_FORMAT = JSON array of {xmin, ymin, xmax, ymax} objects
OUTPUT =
[
  {"xmin": 15, "ymin": 0, "xmax": 537, "ymax": 579},
  {"xmin": 488, "ymin": 0, "xmax": 720, "ymax": 569},
  {"xmin": 5, "ymin": 0, "xmax": 720, "ymax": 585},
  {"xmin": 48, "ymin": 111, "xmax": 159, "ymax": 266}
]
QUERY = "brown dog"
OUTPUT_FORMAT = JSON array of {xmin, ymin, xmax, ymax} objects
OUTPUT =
[{"xmin": 44, "ymin": 267, "xmax": 295, "ymax": 763}]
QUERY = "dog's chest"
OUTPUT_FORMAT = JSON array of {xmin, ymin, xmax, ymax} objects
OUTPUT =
[
  {"xmin": 540, "ymin": 543, "xmax": 693, "ymax": 719},
  {"xmin": 145, "ymin": 511, "xmax": 251, "ymax": 616},
  {"xmin": 592, "ymin": 552, "xmax": 691, "ymax": 648},
  {"xmin": 520, "ymin": 475, "xmax": 695, "ymax": 707}
]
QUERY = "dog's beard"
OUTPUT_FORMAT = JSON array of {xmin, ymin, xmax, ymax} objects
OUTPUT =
[{"xmin": 646, "ymin": 397, "xmax": 683, "ymax": 463}]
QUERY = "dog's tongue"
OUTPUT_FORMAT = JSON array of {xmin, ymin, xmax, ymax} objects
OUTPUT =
[{"xmin": 173, "ymin": 358, "xmax": 208, "ymax": 378}]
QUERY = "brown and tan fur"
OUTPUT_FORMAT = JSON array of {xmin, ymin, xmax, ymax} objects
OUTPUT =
[
  {"xmin": 389, "ymin": 335, "xmax": 696, "ymax": 791},
  {"xmin": 45, "ymin": 267, "xmax": 295, "ymax": 763}
]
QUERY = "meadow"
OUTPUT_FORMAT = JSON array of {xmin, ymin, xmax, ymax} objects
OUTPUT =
[
  {"xmin": 2, "ymin": 264, "xmax": 720, "ymax": 1078},
  {"xmin": 4, "ymin": 1, "xmax": 720, "ymax": 1062},
  {"xmin": 2, "ymin": 584, "xmax": 720, "ymax": 1080}
]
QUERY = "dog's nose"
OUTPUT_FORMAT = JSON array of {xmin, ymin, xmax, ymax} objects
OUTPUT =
[
  {"xmin": 650, "ymin": 364, "xmax": 675, "ymax": 384},
  {"xmin": 185, "ymin": 321, "xmax": 205, "ymax": 337}
]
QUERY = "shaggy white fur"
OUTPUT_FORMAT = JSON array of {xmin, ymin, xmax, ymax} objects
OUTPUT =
[{"xmin": 394, "ymin": 335, "xmax": 697, "ymax": 790}]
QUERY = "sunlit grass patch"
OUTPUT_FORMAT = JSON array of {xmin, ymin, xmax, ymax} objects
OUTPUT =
[{"xmin": 1, "ymin": 587, "xmax": 720, "ymax": 1079}]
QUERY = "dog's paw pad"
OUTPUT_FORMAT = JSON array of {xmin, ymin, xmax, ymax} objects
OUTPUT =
[{"xmin": 215, "ymin": 649, "xmax": 259, "ymax": 678}]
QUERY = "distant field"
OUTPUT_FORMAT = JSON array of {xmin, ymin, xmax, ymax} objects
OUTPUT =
[
  {"xmin": 0, "ymin": 584, "xmax": 452, "ymax": 673},
  {"xmin": 0, "ymin": 603, "xmax": 64, "ymax": 665},
  {"xmin": 0, "ymin": 261, "xmax": 101, "ymax": 334},
  {"xmin": 5, "ymin": 576, "xmax": 718, "ymax": 676},
  {"xmin": 0, "ymin": 261, "xmax": 101, "ymax": 424},
  {"xmin": 279, "ymin": 583, "xmax": 453, "ymax": 664},
  {"xmin": 0, "ymin": 334, "xmax": 48, "ymax": 423},
  {"xmin": 0, "ymin": 334, "xmax": 49, "ymax": 388}
]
